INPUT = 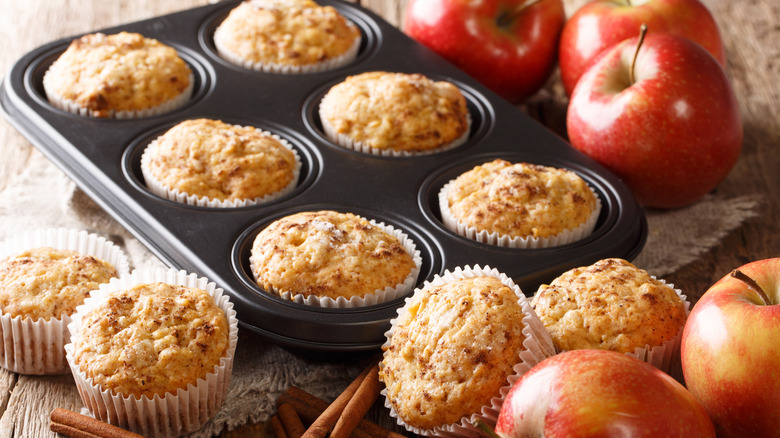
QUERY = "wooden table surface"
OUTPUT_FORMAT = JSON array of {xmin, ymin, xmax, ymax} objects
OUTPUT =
[{"xmin": 0, "ymin": 0, "xmax": 777, "ymax": 437}]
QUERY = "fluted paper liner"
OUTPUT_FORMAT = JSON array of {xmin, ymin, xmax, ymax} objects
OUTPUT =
[
  {"xmin": 380, "ymin": 265, "xmax": 556, "ymax": 437},
  {"xmin": 43, "ymin": 73, "xmax": 194, "ymax": 119},
  {"xmin": 65, "ymin": 268, "xmax": 239, "ymax": 438},
  {"xmin": 140, "ymin": 127, "xmax": 302, "ymax": 208},
  {"xmin": 438, "ymin": 179, "xmax": 601, "ymax": 248},
  {"xmin": 320, "ymin": 110, "xmax": 471, "ymax": 158},
  {"xmin": 250, "ymin": 217, "xmax": 422, "ymax": 308},
  {"xmin": 214, "ymin": 29, "xmax": 361, "ymax": 74},
  {"xmin": 0, "ymin": 228, "xmax": 130, "ymax": 375}
]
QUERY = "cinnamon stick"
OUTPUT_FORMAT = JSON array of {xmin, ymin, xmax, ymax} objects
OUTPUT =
[
  {"xmin": 50, "ymin": 408, "xmax": 144, "ymax": 438},
  {"xmin": 330, "ymin": 364, "xmax": 381, "ymax": 438},
  {"xmin": 278, "ymin": 403, "xmax": 306, "ymax": 438},
  {"xmin": 300, "ymin": 363, "xmax": 373, "ymax": 438},
  {"xmin": 271, "ymin": 415, "xmax": 288, "ymax": 438},
  {"xmin": 278, "ymin": 386, "xmax": 407, "ymax": 438}
]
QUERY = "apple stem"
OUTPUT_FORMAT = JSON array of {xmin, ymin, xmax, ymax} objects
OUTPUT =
[
  {"xmin": 730, "ymin": 269, "xmax": 772, "ymax": 305},
  {"xmin": 498, "ymin": 0, "xmax": 544, "ymax": 29},
  {"xmin": 629, "ymin": 23, "xmax": 648, "ymax": 85},
  {"xmin": 475, "ymin": 420, "xmax": 502, "ymax": 438}
]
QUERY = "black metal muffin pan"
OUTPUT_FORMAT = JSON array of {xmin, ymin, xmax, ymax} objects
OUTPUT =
[{"xmin": 1, "ymin": 0, "xmax": 646, "ymax": 352}]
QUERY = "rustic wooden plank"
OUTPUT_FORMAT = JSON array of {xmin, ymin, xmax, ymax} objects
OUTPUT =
[{"xmin": 0, "ymin": 374, "xmax": 80, "ymax": 438}]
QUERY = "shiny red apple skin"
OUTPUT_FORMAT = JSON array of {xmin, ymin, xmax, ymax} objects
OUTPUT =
[
  {"xmin": 495, "ymin": 349, "xmax": 715, "ymax": 437},
  {"xmin": 681, "ymin": 258, "xmax": 780, "ymax": 438},
  {"xmin": 403, "ymin": 0, "xmax": 565, "ymax": 103},
  {"xmin": 566, "ymin": 32, "xmax": 742, "ymax": 209},
  {"xmin": 559, "ymin": 0, "xmax": 726, "ymax": 96}
]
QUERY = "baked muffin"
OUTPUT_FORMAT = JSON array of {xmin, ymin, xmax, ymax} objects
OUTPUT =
[
  {"xmin": 213, "ymin": 0, "xmax": 361, "ymax": 73},
  {"xmin": 0, "ymin": 228, "xmax": 128, "ymax": 375},
  {"xmin": 318, "ymin": 71, "xmax": 471, "ymax": 156},
  {"xmin": 250, "ymin": 210, "xmax": 420, "ymax": 307},
  {"xmin": 43, "ymin": 31, "xmax": 193, "ymax": 118},
  {"xmin": 379, "ymin": 266, "xmax": 555, "ymax": 437},
  {"xmin": 439, "ymin": 159, "xmax": 600, "ymax": 248},
  {"xmin": 65, "ymin": 268, "xmax": 238, "ymax": 437},
  {"xmin": 531, "ymin": 258, "xmax": 689, "ymax": 371},
  {"xmin": 141, "ymin": 118, "xmax": 300, "ymax": 208},
  {"xmin": 0, "ymin": 247, "xmax": 117, "ymax": 321}
]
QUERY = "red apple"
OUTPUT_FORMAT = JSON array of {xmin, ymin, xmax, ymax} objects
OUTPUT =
[
  {"xmin": 681, "ymin": 258, "xmax": 780, "ymax": 437},
  {"xmin": 566, "ymin": 29, "xmax": 742, "ymax": 209},
  {"xmin": 559, "ymin": 0, "xmax": 726, "ymax": 96},
  {"xmin": 403, "ymin": 0, "xmax": 565, "ymax": 103},
  {"xmin": 493, "ymin": 349, "xmax": 715, "ymax": 437}
]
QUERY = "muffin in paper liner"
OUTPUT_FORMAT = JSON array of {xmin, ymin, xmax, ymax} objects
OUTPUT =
[
  {"xmin": 531, "ymin": 259, "xmax": 690, "ymax": 374},
  {"xmin": 438, "ymin": 169, "xmax": 601, "ymax": 249},
  {"xmin": 250, "ymin": 214, "xmax": 422, "ymax": 308},
  {"xmin": 212, "ymin": 0, "xmax": 362, "ymax": 74},
  {"xmin": 320, "ymin": 112, "xmax": 472, "ymax": 158},
  {"xmin": 64, "ymin": 268, "xmax": 239, "ymax": 438},
  {"xmin": 214, "ymin": 31, "xmax": 361, "ymax": 74},
  {"xmin": 140, "ymin": 124, "xmax": 302, "ymax": 208},
  {"xmin": 0, "ymin": 228, "xmax": 130, "ymax": 375},
  {"xmin": 379, "ymin": 265, "xmax": 556, "ymax": 437},
  {"xmin": 42, "ymin": 32, "xmax": 194, "ymax": 119},
  {"xmin": 318, "ymin": 71, "xmax": 472, "ymax": 157},
  {"xmin": 44, "ymin": 76, "xmax": 194, "ymax": 119}
]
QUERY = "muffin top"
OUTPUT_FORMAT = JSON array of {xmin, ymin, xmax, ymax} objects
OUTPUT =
[
  {"xmin": 379, "ymin": 276, "xmax": 527, "ymax": 429},
  {"xmin": 144, "ymin": 118, "xmax": 298, "ymax": 201},
  {"xmin": 0, "ymin": 247, "xmax": 117, "ymax": 321},
  {"xmin": 213, "ymin": 0, "xmax": 360, "ymax": 67},
  {"xmin": 319, "ymin": 71, "xmax": 470, "ymax": 152},
  {"xmin": 531, "ymin": 258, "xmax": 687, "ymax": 354},
  {"xmin": 72, "ymin": 282, "xmax": 229, "ymax": 398},
  {"xmin": 251, "ymin": 210, "xmax": 415, "ymax": 300},
  {"xmin": 42, "ymin": 32, "xmax": 192, "ymax": 117},
  {"xmin": 445, "ymin": 159, "xmax": 597, "ymax": 239}
]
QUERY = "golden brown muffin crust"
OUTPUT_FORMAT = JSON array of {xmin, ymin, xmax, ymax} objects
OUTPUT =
[
  {"xmin": 145, "ymin": 118, "xmax": 298, "ymax": 201},
  {"xmin": 0, "ymin": 247, "xmax": 117, "ymax": 321},
  {"xmin": 251, "ymin": 210, "xmax": 415, "ymax": 300},
  {"xmin": 379, "ymin": 276, "xmax": 527, "ymax": 429},
  {"xmin": 43, "ymin": 32, "xmax": 192, "ymax": 117},
  {"xmin": 531, "ymin": 258, "xmax": 687, "ymax": 354},
  {"xmin": 319, "ymin": 71, "xmax": 470, "ymax": 152},
  {"xmin": 73, "ymin": 282, "xmax": 229, "ymax": 398},
  {"xmin": 446, "ymin": 159, "xmax": 597, "ymax": 238},
  {"xmin": 213, "ymin": 0, "xmax": 360, "ymax": 66}
]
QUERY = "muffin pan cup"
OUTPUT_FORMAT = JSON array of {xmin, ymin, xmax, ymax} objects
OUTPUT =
[{"xmin": 0, "ymin": 0, "xmax": 647, "ymax": 353}]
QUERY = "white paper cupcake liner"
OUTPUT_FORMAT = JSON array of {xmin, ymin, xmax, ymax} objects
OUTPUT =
[
  {"xmin": 0, "ymin": 228, "xmax": 130, "ymax": 375},
  {"xmin": 250, "ymin": 217, "xmax": 422, "ymax": 308},
  {"xmin": 65, "ymin": 267, "xmax": 239, "ymax": 438},
  {"xmin": 624, "ymin": 278, "xmax": 690, "ymax": 373},
  {"xmin": 320, "ymin": 110, "xmax": 472, "ymax": 158},
  {"xmin": 381, "ymin": 265, "xmax": 556, "ymax": 437},
  {"xmin": 43, "ymin": 73, "xmax": 194, "ymax": 119},
  {"xmin": 438, "ymin": 179, "xmax": 601, "ymax": 249},
  {"xmin": 214, "ymin": 28, "xmax": 361, "ymax": 74},
  {"xmin": 140, "ymin": 128, "xmax": 302, "ymax": 208}
]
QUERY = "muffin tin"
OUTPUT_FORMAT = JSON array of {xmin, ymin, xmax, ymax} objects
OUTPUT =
[{"xmin": 0, "ymin": 0, "xmax": 647, "ymax": 352}]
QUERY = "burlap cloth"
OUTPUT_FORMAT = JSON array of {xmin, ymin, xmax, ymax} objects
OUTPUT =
[{"xmin": 0, "ymin": 149, "xmax": 760, "ymax": 436}]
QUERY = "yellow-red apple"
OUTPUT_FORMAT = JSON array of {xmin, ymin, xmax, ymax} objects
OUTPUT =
[
  {"xmin": 403, "ymin": 0, "xmax": 565, "ymax": 103},
  {"xmin": 494, "ymin": 349, "xmax": 715, "ymax": 437},
  {"xmin": 681, "ymin": 258, "xmax": 780, "ymax": 437},
  {"xmin": 559, "ymin": 0, "xmax": 726, "ymax": 96},
  {"xmin": 566, "ymin": 30, "xmax": 742, "ymax": 209}
]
